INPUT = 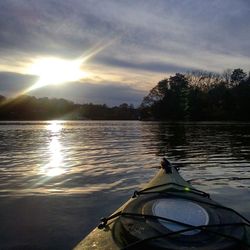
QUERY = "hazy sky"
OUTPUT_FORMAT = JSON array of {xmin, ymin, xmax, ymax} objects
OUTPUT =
[{"xmin": 0, "ymin": 0, "xmax": 250, "ymax": 106}]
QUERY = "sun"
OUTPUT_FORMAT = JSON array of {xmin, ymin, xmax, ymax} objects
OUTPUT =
[
  {"xmin": 27, "ymin": 57, "xmax": 89, "ymax": 91},
  {"xmin": 23, "ymin": 40, "xmax": 118, "ymax": 93}
]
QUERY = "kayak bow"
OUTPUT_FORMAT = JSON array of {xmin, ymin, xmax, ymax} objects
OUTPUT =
[{"xmin": 74, "ymin": 158, "xmax": 250, "ymax": 250}]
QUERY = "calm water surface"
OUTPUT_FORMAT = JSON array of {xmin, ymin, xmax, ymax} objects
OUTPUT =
[{"xmin": 0, "ymin": 121, "xmax": 250, "ymax": 249}]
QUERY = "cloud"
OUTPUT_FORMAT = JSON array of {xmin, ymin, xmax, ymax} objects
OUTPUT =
[
  {"xmin": 96, "ymin": 57, "xmax": 197, "ymax": 74},
  {"xmin": 1, "ymin": 0, "xmax": 250, "ymax": 60},
  {"xmin": 31, "ymin": 81, "xmax": 147, "ymax": 106},
  {"xmin": 0, "ymin": 72, "xmax": 37, "ymax": 94},
  {"xmin": 0, "ymin": 0, "xmax": 250, "ymax": 104}
]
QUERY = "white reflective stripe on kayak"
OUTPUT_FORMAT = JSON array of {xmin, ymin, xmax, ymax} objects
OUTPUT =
[{"xmin": 152, "ymin": 198, "xmax": 209, "ymax": 235}]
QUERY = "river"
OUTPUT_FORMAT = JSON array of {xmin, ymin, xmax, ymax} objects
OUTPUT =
[{"xmin": 0, "ymin": 121, "xmax": 249, "ymax": 249}]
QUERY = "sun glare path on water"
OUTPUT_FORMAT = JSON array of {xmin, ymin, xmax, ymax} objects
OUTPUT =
[{"xmin": 40, "ymin": 121, "xmax": 65, "ymax": 177}]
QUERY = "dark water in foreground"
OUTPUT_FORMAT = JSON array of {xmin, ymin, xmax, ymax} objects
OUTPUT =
[{"xmin": 0, "ymin": 121, "xmax": 250, "ymax": 249}]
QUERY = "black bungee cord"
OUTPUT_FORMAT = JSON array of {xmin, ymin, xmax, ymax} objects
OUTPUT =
[
  {"xmin": 98, "ymin": 159, "xmax": 250, "ymax": 249},
  {"xmin": 98, "ymin": 184, "xmax": 250, "ymax": 249},
  {"xmin": 99, "ymin": 211, "xmax": 250, "ymax": 249}
]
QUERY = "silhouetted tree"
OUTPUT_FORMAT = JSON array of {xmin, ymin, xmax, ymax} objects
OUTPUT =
[
  {"xmin": 186, "ymin": 71, "xmax": 221, "ymax": 91},
  {"xmin": 141, "ymin": 74, "xmax": 189, "ymax": 120},
  {"xmin": 141, "ymin": 79, "xmax": 168, "ymax": 108},
  {"xmin": 221, "ymin": 69, "xmax": 233, "ymax": 87},
  {"xmin": 231, "ymin": 68, "xmax": 247, "ymax": 87},
  {"xmin": 140, "ymin": 68, "xmax": 250, "ymax": 121},
  {"xmin": 165, "ymin": 73, "xmax": 189, "ymax": 120}
]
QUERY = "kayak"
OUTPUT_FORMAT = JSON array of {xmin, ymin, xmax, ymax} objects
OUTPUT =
[{"xmin": 74, "ymin": 158, "xmax": 250, "ymax": 250}]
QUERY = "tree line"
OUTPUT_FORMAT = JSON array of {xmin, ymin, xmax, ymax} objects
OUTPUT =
[
  {"xmin": 0, "ymin": 95, "xmax": 138, "ymax": 120},
  {"xmin": 1, "ymin": 68, "xmax": 250, "ymax": 121},
  {"xmin": 140, "ymin": 68, "xmax": 250, "ymax": 121}
]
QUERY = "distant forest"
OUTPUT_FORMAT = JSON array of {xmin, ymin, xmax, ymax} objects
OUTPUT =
[
  {"xmin": 0, "ymin": 68, "xmax": 250, "ymax": 121},
  {"xmin": 140, "ymin": 68, "xmax": 250, "ymax": 121},
  {"xmin": 0, "ymin": 95, "xmax": 138, "ymax": 120}
]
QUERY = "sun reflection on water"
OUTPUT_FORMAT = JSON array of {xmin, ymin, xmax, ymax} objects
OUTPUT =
[
  {"xmin": 40, "ymin": 121, "xmax": 65, "ymax": 177},
  {"xmin": 47, "ymin": 121, "xmax": 63, "ymax": 133}
]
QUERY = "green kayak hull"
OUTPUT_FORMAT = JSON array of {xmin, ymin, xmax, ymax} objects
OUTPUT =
[{"xmin": 74, "ymin": 160, "xmax": 250, "ymax": 250}]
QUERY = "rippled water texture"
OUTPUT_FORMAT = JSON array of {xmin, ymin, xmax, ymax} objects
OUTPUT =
[{"xmin": 0, "ymin": 121, "xmax": 249, "ymax": 249}]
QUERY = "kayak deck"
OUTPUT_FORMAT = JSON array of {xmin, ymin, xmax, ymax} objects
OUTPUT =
[{"xmin": 74, "ymin": 159, "xmax": 250, "ymax": 250}]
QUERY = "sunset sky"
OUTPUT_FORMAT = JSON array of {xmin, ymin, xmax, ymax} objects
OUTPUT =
[{"xmin": 0, "ymin": 0, "xmax": 250, "ymax": 106}]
